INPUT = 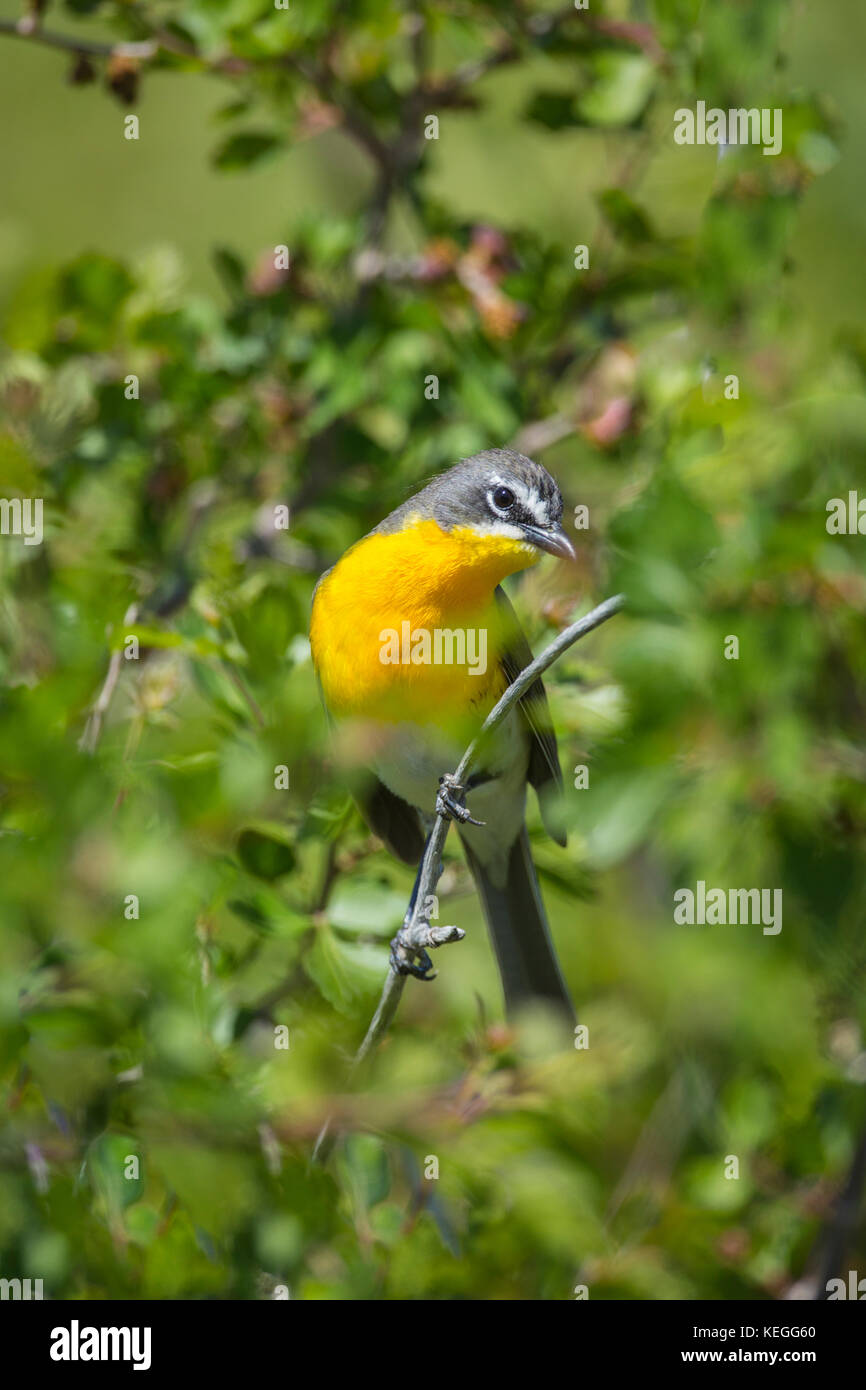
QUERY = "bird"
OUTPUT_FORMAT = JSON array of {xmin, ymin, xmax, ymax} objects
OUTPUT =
[{"xmin": 309, "ymin": 448, "xmax": 577, "ymax": 1025}]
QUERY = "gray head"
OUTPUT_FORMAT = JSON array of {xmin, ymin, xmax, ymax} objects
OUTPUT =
[{"xmin": 376, "ymin": 449, "xmax": 576, "ymax": 559}]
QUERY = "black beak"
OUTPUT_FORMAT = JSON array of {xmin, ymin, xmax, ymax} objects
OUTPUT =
[{"xmin": 522, "ymin": 522, "xmax": 577, "ymax": 562}]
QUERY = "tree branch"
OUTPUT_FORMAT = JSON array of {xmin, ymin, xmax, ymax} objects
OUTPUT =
[
  {"xmin": 786, "ymin": 1116, "xmax": 866, "ymax": 1300},
  {"xmin": 433, "ymin": 6, "xmax": 662, "ymax": 105},
  {"xmin": 0, "ymin": 17, "xmax": 155, "ymax": 59},
  {"xmin": 79, "ymin": 602, "xmax": 139, "ymax": 753},
  {"xmin": 313, "ymin": 591, "xmax": 625, "ymax": 1161},
  {"xmin": 0, "ymin": 16, "xmax": 392, "ymax": 173}
]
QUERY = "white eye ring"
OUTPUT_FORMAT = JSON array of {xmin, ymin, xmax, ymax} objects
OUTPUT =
[{"xmin": 489, "ymin": 484, "xmax": 516, "ymax": 513}]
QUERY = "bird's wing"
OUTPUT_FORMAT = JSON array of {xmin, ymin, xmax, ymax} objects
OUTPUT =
[
  {"xmin": 313, "ymin": 664, "xmax": 426, "ymax": 867},
  {"xmin": 495, "ymin": 585, "xmax": 566, "ymax": 847},
  {"xmin": 358, "ymin": 777, "xmax": 427, "ymax": 866}
]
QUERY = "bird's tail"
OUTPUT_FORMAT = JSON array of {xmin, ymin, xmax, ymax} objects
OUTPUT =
[{"xmin": 461, "ymin": 826, "xmax": 575, "ymax": 1026}]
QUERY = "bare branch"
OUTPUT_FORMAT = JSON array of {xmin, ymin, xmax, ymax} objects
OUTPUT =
[
  {"xmin": 433, "ymin": 6, "xmax": 663, "ymax": 105},
  {"xmin": 0, "ymin": 17, "xmax": 391, "ymax": 172},
  {"xmin": 79, "ymin": 602, "xmax": 139, "ymax": 754},
  {"xmin": 0, "ymin": 17, "xmax": 155, "ymax": 59},
  {"xmin": 221, "ymin": 662, "xmax": 266, "ymax": 730},
  {"xmin": 786, "ymin": 1120, "xmax": 866, "ymax": 1300}
]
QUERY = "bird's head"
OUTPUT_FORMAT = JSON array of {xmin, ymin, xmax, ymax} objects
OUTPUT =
[{"xmin": 388, "ymin": 449, "xmax": 576, "ymax": 561}]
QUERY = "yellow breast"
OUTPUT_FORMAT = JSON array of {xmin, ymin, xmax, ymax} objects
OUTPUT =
[{"xmin": 309, "ymin": 516, "xmax": 538, "ymax": 727}]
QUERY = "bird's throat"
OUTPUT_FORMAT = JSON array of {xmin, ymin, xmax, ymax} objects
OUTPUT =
[{"xmin": 310, "ymin": 517, "xmax": 536, "ymax": 723}]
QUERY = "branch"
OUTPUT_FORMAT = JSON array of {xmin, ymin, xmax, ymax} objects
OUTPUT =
[
  {"xmin": 313, "ymin": 591, "xmax": 625, "ymax": 1161},
  {"xmin": 511, "ymin": 411, "xmax": 576, "ymax": 457},
  {"xmin": 433, "ymin": 6, "xmax": 663, "ymax": 104},
  {"xmin": 786, "ymin": 1117, "xmax": 866, "ymax": 1300},
  {"xmin": 79, "ymin": 602, "xmax": 139, "ymax": 753},
  {"xmin": 221, "ymin": 662, "xmax": 266, "ymax": 731},
  {"xmin": 0, "ymin": 18, "xmax": 155, "ymax": 59},
  {"xmin": 0, "ymin": 17, "xmax": 390, "ymax": 172}
]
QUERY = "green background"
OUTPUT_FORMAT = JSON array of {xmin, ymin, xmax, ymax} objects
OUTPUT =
[{"xmin": 1, "ymin": 0, "xmax": 865, "ymax": 1301}]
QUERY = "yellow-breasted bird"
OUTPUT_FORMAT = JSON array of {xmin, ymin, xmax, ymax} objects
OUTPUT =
[{"xmin": 309, "ymin": 449, "xmax": 576, "ymax": 1023}]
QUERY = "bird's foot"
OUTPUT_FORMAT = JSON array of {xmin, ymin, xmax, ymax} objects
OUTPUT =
[
  {"xmin": 436, "ymin": 773, "xmax": 485, "ymax": 826},
  {"xmin": 389, "ymin": 919, "xmax": 466, "ymax": 979},
  {"xmin": 389, "ymin": 931, "xmax": 436, "ymax": 980}
]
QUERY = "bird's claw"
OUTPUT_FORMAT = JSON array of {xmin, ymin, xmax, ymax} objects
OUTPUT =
[
  {"xmin": 436, "ymin": 774, "xmax": 485, "ymax": 826},
  {"xmin": 390, "ymin": 916, "xmax": 466, "ymax": 978},
  {"xmin": 389, "ymin": 933, "xmax": 436, "ymax": 980}
]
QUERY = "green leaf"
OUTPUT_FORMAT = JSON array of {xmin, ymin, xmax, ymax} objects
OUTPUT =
[
  {"xmin": 86, "ymin": 1134, "xmax": 144, "ymax": 1216},
  {"xmin": 577, "ymin": 53, "xmax": 656, "ymax": 127},
  {"xmin": 212, "ymin": 246, "xmax": 246, "ymax": 295},
  {"xmin": 236, "ymin": 824, "xmax": 297, "ymax": 881},
  {"xmin": 298, "ymin": 790, "xmax": 355, "ymax": 841},
  {"xmin": 524, "ymin": 90, "xmax": 578, "ymax": 130},
  {"xmin": 213, "ymin": 131, "xmax": 284, "ymax": 171},
  {"xmin": 227, "ymin": 898, "xmax": 272, "ymax": 932},
  {"xmin": 214, "ymin": 98, "xmax": 253, "ymax": 124},
  {"xmin": 339, "ymin": 1134, "xmax": 391, "ymax": 1211},
  {"xmin": 683, "ymin": 1156, "xmax": 752, "ymax": 1212},
  {"xmin": 59, "ymin": 253, "xmax": 134, "ymax": 323},
  {"xmin": 328, "ymin": 878, "xmax": 408, "ymax": 934},
  {"xmin": 303, "ymin": 925, "xmax": 388, "ymax": 1012},
  {"xmin": 597, "ymin": 189, "xmax": 656, "ymax": 246}
]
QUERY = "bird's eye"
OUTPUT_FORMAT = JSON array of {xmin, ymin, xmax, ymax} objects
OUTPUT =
[{"xmin": 492, "ymin": 485, "xmax": 515, "ymax": 510}]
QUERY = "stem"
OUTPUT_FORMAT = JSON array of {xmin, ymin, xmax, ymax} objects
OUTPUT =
[
  {"xmin": 0, "ymin": 18, "xmax": 155, "ymax": 59},
  {"xmin": 79, "ymin": 602, "xmax": 140, "ymax": 753}
]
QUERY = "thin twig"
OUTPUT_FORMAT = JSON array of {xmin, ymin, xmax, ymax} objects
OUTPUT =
[
  {"xmin": 433, "ymin": 6, "xmax": 662, "ymax": 104},
  {"xmin": 786, "ymin": 1117, "xmax": 866, "ymax": 1300},
  {"xmin": 0, "ymin": 18, "xmax": 391, "ymax": 171},
  {"xmin": 79, "ymin": 603, "xmax": 139, "ymax": 753},
  {"xmin": 0, "ymin": 18, "xmax": 155, "ymax": 59},
  {"xmin": 313, "ymin": 592, "xmax": 625, "ymax": 1161},
  {"xmin": 221, "ymin": 662, "xmax": 266, "ymax": 730}
]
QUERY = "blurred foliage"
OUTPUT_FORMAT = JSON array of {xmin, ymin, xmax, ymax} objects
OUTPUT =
[{"xmin": 1, "ymin": 0, "xmax": 865, "ymax": 1301}]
